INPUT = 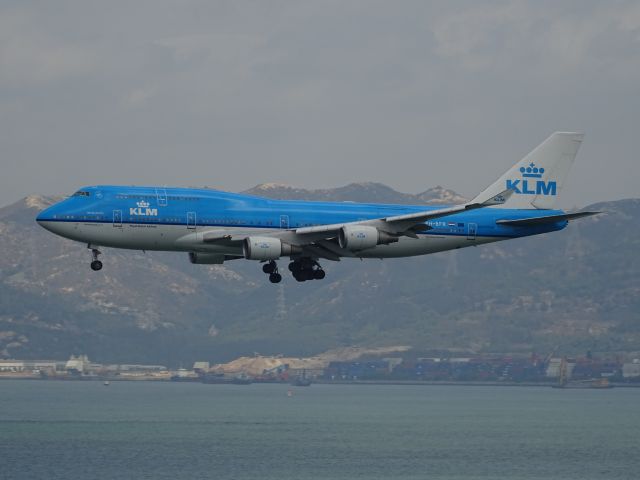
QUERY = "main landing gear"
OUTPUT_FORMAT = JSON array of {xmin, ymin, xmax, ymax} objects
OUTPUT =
[
  {"xmin": 288, "ymin": 258, "xmax": 325, "ymax": 282},
  {"xmin": 261, "ymin": 259, "xmax": 326, "ymax": 283},
  {"xmin": 262, "ymin": 260, "xmax": 282, "ymax": 283},
  {"xmin": 89, "ymin": 246, "xmax": 103, "ymax": 271}
]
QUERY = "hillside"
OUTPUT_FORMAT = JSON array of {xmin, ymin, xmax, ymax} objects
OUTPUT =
[
  {"xmin": 243, "ymin": 182, "xmax": 467, "ymax": 205},
  {"xmin": 0, "ymin": 184, "xmax": 638, "ymax": 365}
]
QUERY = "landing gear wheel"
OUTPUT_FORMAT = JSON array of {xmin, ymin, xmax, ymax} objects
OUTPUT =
[
  {"xmin": 262, "ymin": 261, "xmax": 276, "ymax": 274},
  {"xmin": 289, "ymin": 259, "xmax": 326, "ymax": 281},
  {"xmin": 89, "ymin": 246, "xmax": 103, "ymax": 271},
  {"xmin": 269, "ymin": 273, "xmax": 282, "ymax": 283},
  {"xmin": 263, "ymin": 261, "xmax": 281, "ymax": 283}
]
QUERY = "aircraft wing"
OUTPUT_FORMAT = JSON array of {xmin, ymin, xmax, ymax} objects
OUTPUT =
[
  {"xmin": 294, "ymin": 188, "xmax": 513, "ymax": 238},
  {"xmin": 193, "ymin": 189, "xmax": 513, "ymax": 260}
]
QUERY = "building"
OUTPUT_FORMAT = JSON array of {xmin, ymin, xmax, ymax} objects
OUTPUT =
[
  {"xmin": 622, "ymin": 360, "xmax": 640, "ymax": 379},
  {"xmin": 193, "ymin": 362, "xmax": 210, "ymax": 374},
  {"xmin": 545, "ymin": 358, "xmax": 576, "ymax": 379},
  {"xmin": 0, "ymin": 359, "xmax": 66, "ymax": 373},
  {"xmin": 65, "ymin": 355, "xmax": 91, "ymax": 374}
]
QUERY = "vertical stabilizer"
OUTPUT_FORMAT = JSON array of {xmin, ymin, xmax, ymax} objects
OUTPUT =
[{"xmin": 471, "ymin": 132, "xmax": 584, "ymax": 209}]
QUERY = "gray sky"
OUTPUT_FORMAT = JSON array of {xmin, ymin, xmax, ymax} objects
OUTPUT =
[{"xmin": 1, "ymin": 0, "xmax": 639, "ymax": 208}]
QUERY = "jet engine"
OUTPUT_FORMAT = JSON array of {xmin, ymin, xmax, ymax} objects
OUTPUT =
[
  {"xmin": 338, "ymin": 225, "xmax": 398, "ymax": 251},
  {"xmin": 188, "ymin": 252, "xmax": 225, "ymax": 264},
  {"xmin": 243, "ymin": 237, "xmax": 302, "ymax": 261}
]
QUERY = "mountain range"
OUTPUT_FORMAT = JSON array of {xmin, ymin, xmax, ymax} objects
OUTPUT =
[{"xmin": 0, "ymin": 183, "xmax": 638, "ymax": 365}]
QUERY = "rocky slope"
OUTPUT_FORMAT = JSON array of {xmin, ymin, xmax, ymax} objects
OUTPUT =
[
  {"xmin": 242, "ymin": 182, "xmax": 467, "ymax": 205},
  {"xmin": 0, "ymin": 185, "xmax": 637, "ymax": 365}
]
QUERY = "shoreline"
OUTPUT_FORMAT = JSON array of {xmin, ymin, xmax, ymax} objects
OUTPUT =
[{"xmin": 1, "ymin": 375, "xmax": 639, "ymax": 388}]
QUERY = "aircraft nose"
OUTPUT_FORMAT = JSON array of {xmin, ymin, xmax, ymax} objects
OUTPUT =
[{"xmin": 36, "ymin": 205, "xmax": 56, "ymax": 228}]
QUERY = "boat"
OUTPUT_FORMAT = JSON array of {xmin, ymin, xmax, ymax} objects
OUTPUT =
[
  {"xmin": 292, "ymin": 377, "xmax": 311, "ymax": 386},
  {"xmin": 201, "ymin": 373, "xmax": 252, "ymax": 385},
  {"xmin": 552, "ymin": 378, "xmax": 614, "ymax": 389},
  {"xmin": 170, "ymin": 375, "xmax": 200, "ymax": 382},
  {"xmin": 291, "ymin": 370, "xmax": 312, "ymax": 386}
]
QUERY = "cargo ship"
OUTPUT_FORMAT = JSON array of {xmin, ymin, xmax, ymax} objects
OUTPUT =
[
  {"xmin": 291, "ymin": 370, "xmax": 312, "ymax": 387},
  {"xmin": 552, "ymin": 378, "xmax": 614, "ymax": 389}
]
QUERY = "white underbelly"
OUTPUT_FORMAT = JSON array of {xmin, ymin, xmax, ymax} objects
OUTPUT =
[
  {"xmin": 40, "ymin": 221, "xmax": 503, "ymax": 259},
  {"xmin": 41, "ymin": 221, "xmax": 247, "ymax": 255}
]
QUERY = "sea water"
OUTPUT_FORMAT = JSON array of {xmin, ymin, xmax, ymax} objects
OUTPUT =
[{"xmin": 0, "ymin": 380, "xmax": 638, "ymax": 480}]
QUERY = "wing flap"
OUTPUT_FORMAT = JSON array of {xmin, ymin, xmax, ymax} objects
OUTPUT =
[{"xmin": 496, "ymin": 211, "xmax": 600, "ymax": 227}]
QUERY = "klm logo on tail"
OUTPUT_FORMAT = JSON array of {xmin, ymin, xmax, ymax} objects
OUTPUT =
[{"xmin": 506, "ymin": 162, "xmax": 556, "ymax": 196}]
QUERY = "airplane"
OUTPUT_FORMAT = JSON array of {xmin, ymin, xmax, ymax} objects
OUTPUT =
[{"xmin": 36, "ymin": 132, "xmax": 598, "ymax": 283}]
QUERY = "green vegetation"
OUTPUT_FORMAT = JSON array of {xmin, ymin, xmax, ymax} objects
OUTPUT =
[{"xmin": 1, "ymin": 191, "xmax": 638, "ymax": 365}]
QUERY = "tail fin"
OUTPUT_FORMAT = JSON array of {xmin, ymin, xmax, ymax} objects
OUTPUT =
[{"xmin": 471, "ymin": 132, "xmax": 584, "ymax": 209}]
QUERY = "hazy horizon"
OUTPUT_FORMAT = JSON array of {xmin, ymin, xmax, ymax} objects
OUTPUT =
[
  {"xmin": 3, "ymin": 179, "xmax": 638, "ymax": 211},
  {"xmin": 2, "ymin": 1, "xmax": 639, "ymax": 208}
]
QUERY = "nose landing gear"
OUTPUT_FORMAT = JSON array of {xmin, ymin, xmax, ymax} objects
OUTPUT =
[
  {"xmin": 262, "ymin": 261, "xmax": 282, "ymax": 283},
  {"xmin": 89, "ymin": 246, "xmax": 103, "ymax": 271}
]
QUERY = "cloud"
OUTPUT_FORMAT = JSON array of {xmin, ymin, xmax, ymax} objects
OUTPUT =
[
  {"xmin": 0, "ymin": 1, "xmax": 639, "ymax": 207},
  {"xmin": 431, "ymin": 1, "xmax": 640, "ymax": 76},
  {"xmin": 0, "ymin": 8, "xmax": 97, "ymax": 86},
  {"xmin": 432, "ymin": 2, "xmax": 529, "ymax": 69},
  {"xmin": 123, "ymin": 85, "xmax": 159, "ymax": 108}
]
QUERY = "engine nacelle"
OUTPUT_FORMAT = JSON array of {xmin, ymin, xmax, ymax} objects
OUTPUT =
[
  {"xmin": 243, "ymin": 237, "xmax": 302, "ymax": 261},
  {"xmin": 188, "ymin": 252, "xmax": 225, "ymax": 264},
  {"xmin": 338, "ymin": 225, "xmax": 398, "ymax": 251}
]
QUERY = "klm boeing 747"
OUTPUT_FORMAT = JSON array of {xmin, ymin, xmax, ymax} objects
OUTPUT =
[{"xmin": 37, "ymin": 132, "xmax": 598, "ymax": 283}]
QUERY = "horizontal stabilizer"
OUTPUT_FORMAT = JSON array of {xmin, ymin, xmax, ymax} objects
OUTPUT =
[{"xmin": 496, "ymin": 211, "xmax": 600, "ymax": 227}]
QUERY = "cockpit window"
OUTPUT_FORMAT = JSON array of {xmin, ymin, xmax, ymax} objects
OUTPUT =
[{"xmin": 72, "ymin": 191, "xmax": 91, "ymax": 197}]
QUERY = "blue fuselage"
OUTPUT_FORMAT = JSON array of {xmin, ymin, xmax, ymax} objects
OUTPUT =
[{"xmin": 36, "ymin": 185, "xmax": 567, "ymax": 259}]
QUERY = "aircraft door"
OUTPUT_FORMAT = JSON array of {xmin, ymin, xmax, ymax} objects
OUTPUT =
[
  {"xmin": 187, "ymin": 211, "xmax": 196, "ymax": 229},
  {"xmin": 280, "ymin": 215, "xmax": 289, "ymax": 229},
  {"xmin": 113, "ymin": 210, "xmax": 122, "ymax": 227},
  {"xmin": 156, "ymin": 188, "xmax": 168, "ymax": 207},
  {"xmin": 467, "ymin": 222, "xmax": 477, "ymax": 240}
]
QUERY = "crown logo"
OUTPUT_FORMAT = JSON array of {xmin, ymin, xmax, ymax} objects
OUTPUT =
[
  {"xmin": 520, "ymin": 162, "xmax": 544, "ymax": 178},
  {"xmin": 137, "ymin": 200, "xmax": 150, "ymax": 208}
]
